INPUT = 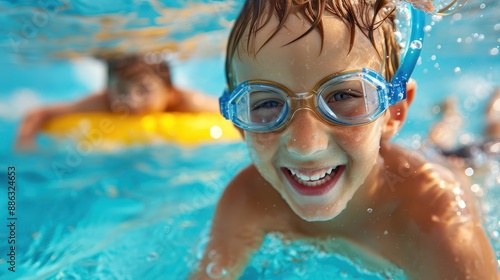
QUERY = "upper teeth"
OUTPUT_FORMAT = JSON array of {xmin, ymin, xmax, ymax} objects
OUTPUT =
[{"xmin": 290, "ymin": 167, "xmax": 334, "ymax": 181}]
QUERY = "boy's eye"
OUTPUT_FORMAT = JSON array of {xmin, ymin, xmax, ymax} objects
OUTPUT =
[
  {"xmin": 326, "ymin": 90, "xmax": 363, "ymax": 102},
  {"xmin": 251, "ymin": 99, "xmax": 284, "ymax": 110}
]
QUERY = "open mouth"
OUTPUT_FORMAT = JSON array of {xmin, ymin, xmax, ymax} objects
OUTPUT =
[{"xmin": 282, "ymin": 165, "xmax": 345, "ymax": 196}]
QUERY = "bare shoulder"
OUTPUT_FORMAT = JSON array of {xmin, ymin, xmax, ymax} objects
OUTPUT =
[
  {"xmin": 380, "ymin": 142, "xmax": 479, "ymax": 220},
  {"xmin": 379, "ymin": 142, "xmax": 498, "ymax": 279}
]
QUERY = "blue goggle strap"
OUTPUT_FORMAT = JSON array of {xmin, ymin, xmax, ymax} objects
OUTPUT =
[{"xmin": 389, "ymin": 5, "xmax": 426, "ymax": 105}]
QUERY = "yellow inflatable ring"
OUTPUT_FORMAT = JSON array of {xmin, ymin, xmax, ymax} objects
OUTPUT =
[{"xmin": 43, "ymin": 112, "xmax": 241, "ymax": 146}]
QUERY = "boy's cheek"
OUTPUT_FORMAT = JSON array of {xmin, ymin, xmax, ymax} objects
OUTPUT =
[{"xmin": 246, "ymin": 132, "xmax": 280, "ymax": 149}]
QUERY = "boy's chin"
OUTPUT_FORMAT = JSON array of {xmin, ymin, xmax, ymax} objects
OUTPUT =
[{"xmin": 289, "ymin": 201, "xmax": 346, "ymax": 222}]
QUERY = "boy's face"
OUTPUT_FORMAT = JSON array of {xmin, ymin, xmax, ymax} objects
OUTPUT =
[
  {"xmin": 232, "ymin": 13, "xmax": 391, "ymax": 221},
  {"xmin": 108, "ymin": 72, "xmax": 170, "ymax": 114}
]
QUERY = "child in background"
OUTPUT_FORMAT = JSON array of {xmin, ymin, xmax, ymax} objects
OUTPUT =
[
  {"xmin": 193, "ymin": 0, "xmax": 499, "ymax": 279},
  {"xmin": 16, "ymin": 54, "xmax": 220, "ymax": 149},
  {"xmin": 428, "ymin": 87, "xmax": 500, "ymax": 164}
]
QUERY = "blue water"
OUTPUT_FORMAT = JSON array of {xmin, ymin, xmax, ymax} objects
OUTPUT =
[{"xmin": 0, "ymin": 0, "xmax": 499, "ymax": 279}]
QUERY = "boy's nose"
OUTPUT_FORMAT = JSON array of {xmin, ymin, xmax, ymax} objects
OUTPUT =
[{"xmin": 285, "ymin": 109, "xmax": 329, "ymax": 157}]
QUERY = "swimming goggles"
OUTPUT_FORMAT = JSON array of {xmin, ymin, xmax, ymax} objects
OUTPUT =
[{"xmin": 220, "ymin": 5, "xmax": 425, "ymax": 132}]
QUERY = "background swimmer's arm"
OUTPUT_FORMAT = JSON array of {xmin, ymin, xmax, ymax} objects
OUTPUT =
[
  {"xmin": 173, "ymin": 88, "xmax": 220, "ymax": 113},
  {"xmin": 190, "ymin": 170, "xmax": 266, "ymax": 279},
  {"xmin": 16, "ymin": 92, "xmax": 109, "ymax": 149}
]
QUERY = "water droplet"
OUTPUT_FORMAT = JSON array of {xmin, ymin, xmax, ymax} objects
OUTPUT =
[
  {"xmin": 490, "ymin": 48, "xmax": 499, "ymax": 56},
  {"xmin": 383, "ymin": 230, "xmax": 388, "ymax": 235},
  {"xmin": 294, "ymin": 265, "xmax": 307, "ymax": 276},
  {"xmin": 452, "ymin": 13, "xmax": 462, "ymax": 21},
  {"xmin": 470, "ymin": 184, "xmax": 480, "ymax": 193},
  {"xmin": 146, "ymin": 252, "xmax": 159, "ymax": 262},
  {"xmin": 465, "ymin": 167, "xmax": 474, "ymax": 176},
  {"xmin": 454, "ymin": 67, "xmax": 461, "ymax": 73},
  {"xmin": 206, "ymin": 262, "xmax": 228, "ymax": 279},
  {"xmin": 164, "ymin": 225, "xmax": 172, "ymax": 234},
  {"xmin": 458, "ymin": 200, "xmax": 466, "ymax": 209},
  {"xmin": 208, "ymin": 250, "xmax": 217, "ymax": 260},
  {"xmin": 424, "ymin": 25, "xmax": 432, "ymax": 32},
  {"xmin": 431, "ymin": 55, "xmax": 437, "ymax": 61},
  {"xmin": 431, "ymin": 15, "xmax": 442, "ymax": 22},
  {"xmin": 410, "ymin": 40, "xmax": 422, "ymax": 50},
  {"xmin": 367, "ymin": 208, "xmax": 373, "ymax": 213}
]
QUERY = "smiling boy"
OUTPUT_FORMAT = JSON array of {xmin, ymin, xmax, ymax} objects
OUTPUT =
[{"xmin": 192, "ymin": 0, "xmax": 499, "ymax": 279}]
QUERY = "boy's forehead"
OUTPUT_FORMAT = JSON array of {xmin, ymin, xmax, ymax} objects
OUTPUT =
[{"xmin": 232, "ymin": 12, "xmax": 384, "ymax": 90}]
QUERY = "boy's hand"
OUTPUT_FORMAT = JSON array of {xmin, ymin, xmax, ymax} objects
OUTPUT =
[{"xmin": 16, "ymin": 109, "xmax": 48, "ymax": 150}]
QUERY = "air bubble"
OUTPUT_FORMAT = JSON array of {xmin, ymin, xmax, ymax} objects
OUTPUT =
[
  {"xmin": 454, "ymin": 67, "xmax": 461, "ymax": 73},
  {"xmin": 490, "ymin": 48, "xmax": 499, "ymax": 56},
  {"xmin": 367, "ymin": 208, "xmax": 373, "ymax": 213}
]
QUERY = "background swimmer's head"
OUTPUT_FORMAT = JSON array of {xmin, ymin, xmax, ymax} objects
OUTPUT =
[
  {"xmin": 485, "ymin": 87, "xmax": 500, "ymax": 139},
  {"xmin": 106, "ymin": 54, "xmax": 178, "ymax": 114},
  {"xmin": 225, "ymin": 0, "xmax": 401, "ymax": 91}
]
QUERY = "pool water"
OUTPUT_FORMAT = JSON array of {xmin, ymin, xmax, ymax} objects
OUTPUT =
[{"xmin": 0, "ymin": 1, "xmax": 499, "ymax": 279}]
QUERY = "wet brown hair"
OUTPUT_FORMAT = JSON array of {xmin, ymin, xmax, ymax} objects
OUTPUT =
[
  {"xmin": 226, "ymin": 0, "xmax": 400, "ymax": 90},
  {"xmin": 107, "ymin": 55, "xmax": 172, "ymax": 91}
]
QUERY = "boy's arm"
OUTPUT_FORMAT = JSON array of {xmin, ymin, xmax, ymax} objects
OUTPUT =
[
  {"xmin": 426, "ymin": 170, "xmax": 499, "ymax": 279},
  {"xmin": 431, "ymin": 216, "xmax": 499, "ymax": 279},
  {"xmin": 190, "ymin": 168, "xmax": 267, "ymax": 279},
  {"xmin": 16, "ymin": 92, "xmax": 109, "ymax": 149},
  {"xmin": 401, "ymin": 165, "xmax": 499, "ymax": 279}
]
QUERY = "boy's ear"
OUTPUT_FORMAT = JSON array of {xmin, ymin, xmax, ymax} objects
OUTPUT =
[{"xmin": 381, "ymin": 79, "xmax": 416, "ymax": 140}]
